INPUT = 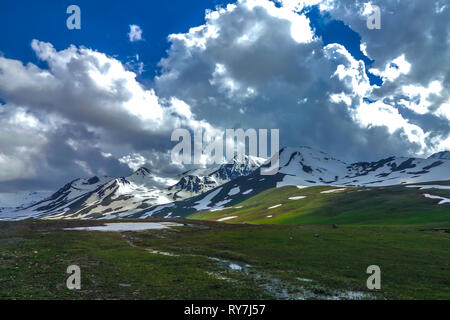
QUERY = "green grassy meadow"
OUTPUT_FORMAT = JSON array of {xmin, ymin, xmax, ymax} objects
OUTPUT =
[
  {"xmin": 0, "ymin": 183, "xmax": 449, "ymax": 300},
  {"xmin": 189, "ymin": 184, "xmax": 450, "ymax": 227}
]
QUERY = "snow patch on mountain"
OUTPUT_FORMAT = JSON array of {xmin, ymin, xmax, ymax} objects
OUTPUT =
[
  {"xmin": 217, "ymin": 216, "xmax": 238, "ymax": 222},
  {"xmin": 141, "ymin": 203, "xmax": 175, "ymax": 219},
  {"xmin": 276, "ymin": 147, "xmax": 347, "ymax": 188},
  {"xmin": 423, "ymin": 194, "xmax": 450, "ymax": 205},
  {"xmin": 289, "ymin": 196, "xmax": 306, "ymax": 200},
  {"xmin": 406, "ymin": 185, "xmax": 450, "ymax": 190},
  {"xmin": 192, "ymin": 187, "xmax": 223, "ymax": 211},
  {"xmin": 228, "ymin": 186, "xmax": 240, "ymax": 196},
  {"xmin": 321, "ymin": 188, "xmax": 346, "ymax": 194}
]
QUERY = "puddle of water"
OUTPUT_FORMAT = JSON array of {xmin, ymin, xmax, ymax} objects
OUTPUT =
[
  {"xmin": 341, "ymin": 291, "xmax": 370, "ymax": 300},
  {"xmin": 206, "ymin": 271, "xmax": 234, "ymax": 282},
  {"xmin": 255, "ymin": 273, "xmax": 372, "ymax": 300},
  {"xmin": 122, "ymin": 231, "xmax": 372, "ymax": 300},
  {"xmin": 296, "ymin": 277, "xmax": 313, "ymax": 282},
  {"xmin": 207, "ymin": 256, "xmax": 250, "ymax": 272},
  {"xmin": 145, "ymin": 248, "xmax": 179, "ymax": 256},
  {"xmin": 64, "ymin": 222, "xmax": 183, "ymax": 232},
  {"xmin": 229, "ymin": 263, "xmax": 243, "ymax": 270},
  {"xmin": 328, "ymin": 291, "xmax": 372, "ymax": 300}
]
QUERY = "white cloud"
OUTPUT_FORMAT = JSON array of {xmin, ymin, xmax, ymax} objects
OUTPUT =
[
  {"xmin": 277, "ymin": 0, "xmax": 335, "ymax": 12},
  {"xmin": 75, "ymin": 160, "xmax": 94, "ymax": 175},
  {"xmin": 325, "ymin": 43, "xmax": 373, "ymax": 97},
  {"xmin": 119, "ymin": 153, "xmax": 147, "ymax": 171},
  {"xmin": 155, "ymin": 0, "xmax": 449, "ymax": 160},
  {"xmin": 400, "ymin": 80, "xmax": 444, "ymax": 115},
  {"xmin": 435, "ymin": 101, "xmax": 450, "ymax": 121},
  {"xmin": 369, "ymin": 54, "xmax": 411, "ymax": 82},
  {"xmin": 245, "ymin": 0, "xmax": 314, "ymax": 43},
  {"xmin": 330, "ymin": 92, "xmax": 352, "ymax": 106},
  {"xmin": 128, "ymin": 24, "xmax": 143, "ymax": 42},
  {"xmin": 0, "ymin": 40, "xmax": 220, "ymax": 189},
  {"xmin": 351, "ymin": 100, "xmax": 428, "ymax": 150},
  {"xmin": 0, "ymin": 107, "xmax": 49, "ymax": 181}
]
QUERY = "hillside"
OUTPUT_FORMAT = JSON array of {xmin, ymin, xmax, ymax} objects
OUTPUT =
[
  {"xmin": 1, "ymin": 147, "xmax": 449, "ymax": 221},
  {"xmin": 189, "ymin": 182, "xmax": 450, "ymax": 227},
  {"xmin": 139, "ymin": 147, "xmax": 450, "ymax": 219}
]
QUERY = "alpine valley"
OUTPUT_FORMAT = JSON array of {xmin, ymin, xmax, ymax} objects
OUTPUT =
[{"xmin": 1, "ymin": 147, "xmax": 449, "ymax": 300}]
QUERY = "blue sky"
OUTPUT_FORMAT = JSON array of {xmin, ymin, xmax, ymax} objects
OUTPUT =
[
  {"xmin": 0, "ymin": 0, "xmax": 234, "ymax": 79},
  {"xmin": 305, "ymin": 6, "xmax": 382, "ymax": 85},
  {"xmin": 1, "ymin": 0, "xmax": 379, "ymax": 82}
]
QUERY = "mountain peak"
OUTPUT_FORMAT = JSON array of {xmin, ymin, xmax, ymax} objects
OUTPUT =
[
  {"xmin": 428, "ymin": 151, "xmax": 450, "ymax": 160},
  {"xmin": 229, "ymin": 154, "xmax": 266, "ymax": 166},
  {"xmin": 133, "ymin": 167, "xmax": 152, "ymax": 176}
]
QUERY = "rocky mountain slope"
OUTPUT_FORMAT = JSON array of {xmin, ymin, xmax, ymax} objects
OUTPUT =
[
  {"xmin": 1, "ymin": 147, "xmax": 448, "ymax": 220},
  {"xmin": 0, "ymin": 156, "xmax": 265, "ymax": 220},
  {"xmin": 0, "ymin": 191, "xmax": 51, "ymax": 211},
  {"xmin": 137, "ymin": 147, "xmax": 450, "ymax": 218}
]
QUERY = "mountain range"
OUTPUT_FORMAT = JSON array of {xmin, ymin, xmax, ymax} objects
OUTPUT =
[{"xmin": 0, "ymin": 147, "xmax": 449, "ymax": 221}]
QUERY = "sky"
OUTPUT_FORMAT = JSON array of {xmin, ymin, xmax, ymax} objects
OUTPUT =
[{"xmin": 0, "ymin": 0, "xmax": 448, "ymax": 193}]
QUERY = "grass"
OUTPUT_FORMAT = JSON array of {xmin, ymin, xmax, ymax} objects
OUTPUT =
[
  {"xmin": 1, "ymin": 183, "xmax": 449, "ymax": 300},
  {"xmin": 0, "ymin": 219, "xmax": 449, "ymax": 300},
  {"xmin": 189, "ymin": 185, "xmax": 450, "ymax": 228},
  {"xmin": 0, "ymin": 220, "xmax": 268, "ymax": 299}
]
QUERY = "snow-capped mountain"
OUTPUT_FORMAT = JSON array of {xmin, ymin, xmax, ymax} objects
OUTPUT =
[
  {"xmin": 0, "ymin": 156, "xmax": 265, "ymax": 220},
  {"xmin": 168, "ymin": 155, "xmax": 266, "ymax": 198},
  {"xmin": 274, "ymin": 147, "xmax": 450, "ymax": 187},
  {"xmin": 0, "ymin": 191, "xmax": 52, "ymax": 209},
  {"xmin": 274, "ymin": 147, "xmax": 348, "ymax": 187},
  {"xmin": 1, "ymin": 147, "xmax": 449, "ymax": 220},
  {"xmin": 0, "ymin": 176, "xmax": 111, "ymax": 220},
  {"xmin": 24, "ymin": 168, "xmax": 175, "ymax": 220},
  {"xmin": 140, "ymin": 147, "xmax": 450, "ymax": 217},
  {"xmin": 428, "ymin": 151, "xmax": 450, "ymax": 160}
]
